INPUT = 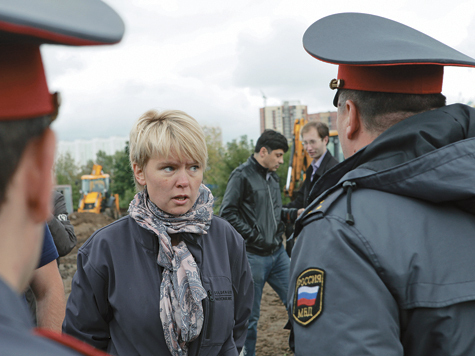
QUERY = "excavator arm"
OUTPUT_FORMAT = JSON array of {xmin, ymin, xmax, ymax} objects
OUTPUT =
[{"xmin": 285, "ymin": 118, "xmax": 311, "ymax": 200}]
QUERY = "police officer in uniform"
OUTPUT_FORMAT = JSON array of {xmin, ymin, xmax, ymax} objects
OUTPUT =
[
  {"xmin": 0, "ymin": 1, "xmax": 124, "ymax": 354},
  {"xmin": 288, "ymin": 13, "xmax": 475, "ymax": 355}
]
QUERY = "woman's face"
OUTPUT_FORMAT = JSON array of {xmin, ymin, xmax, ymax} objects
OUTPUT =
[{"xmin": 133, "ymin": 154, "xmax": 203, "ymax": 215}]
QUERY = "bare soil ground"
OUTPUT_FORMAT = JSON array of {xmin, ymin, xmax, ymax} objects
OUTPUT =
[
  {"xmin": 59, "ymin": 212, "xmax": 115, "ymax": 297},
  {"xmin": 60, "ymin": 212, "xmax": 292, "ymax": 356}
]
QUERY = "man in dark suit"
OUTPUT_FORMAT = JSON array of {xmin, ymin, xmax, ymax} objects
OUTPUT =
[
  {"xmin": 290, "ymin": 121, "xmax": 339, "ymax": 209},
  {"xmin": 286, "ymin": 121, "xmax": 338, "ymax": 256}
]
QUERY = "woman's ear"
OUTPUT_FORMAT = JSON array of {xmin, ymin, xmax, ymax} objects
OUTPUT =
[{"xmin": 133, "ymin": 163, "xmax": 146, "ymax": 186}]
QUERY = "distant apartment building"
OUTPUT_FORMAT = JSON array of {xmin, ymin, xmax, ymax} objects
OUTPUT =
[
  {"xmin": 260, "ymin": 101, "xmax": 337, "ymax": 139},
  {"xmin": 260, "ymin": 101, "xmax": 308, "ymax": 141},
  {"xmin": 307, "ymin": 111, "xmax": 337, "ymax": 130},
  {"xmin": 56, "ymin": 136, "xmax": 128, "ymax": 166}
]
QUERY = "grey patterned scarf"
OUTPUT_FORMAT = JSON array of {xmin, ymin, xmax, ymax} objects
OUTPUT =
[{"xmin": 128, "ymin": 184, "xmax": 214, "ymax": 356}]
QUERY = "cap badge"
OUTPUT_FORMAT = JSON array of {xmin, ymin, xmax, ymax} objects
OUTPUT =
[{"xmin": 329, "ymin": 79, "xmax": 343, "ymax": 90}]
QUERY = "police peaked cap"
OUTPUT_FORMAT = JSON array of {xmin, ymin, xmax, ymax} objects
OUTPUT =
[
  {"xmin": 302, "ymin": 13, "xmax": 475, "ymax": 106},
  {"xmin": 0, "ymin": 0, "xmax": 125, "ymax": 121}
]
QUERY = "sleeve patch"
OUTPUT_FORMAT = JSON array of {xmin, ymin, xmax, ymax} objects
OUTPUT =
[{"xmin": 293, "ymin": 268, "xmax": 325, "ymax": 326}]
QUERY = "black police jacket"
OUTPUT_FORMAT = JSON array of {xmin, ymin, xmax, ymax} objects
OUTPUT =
[{"xmin": 289, "ymin": 104, "xmax": 475, "ymax": 356}]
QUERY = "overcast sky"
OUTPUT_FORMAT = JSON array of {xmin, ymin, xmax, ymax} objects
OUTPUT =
[{"xmin": 43, "ymin": 0, "xmax": 475, "ymax": 145}]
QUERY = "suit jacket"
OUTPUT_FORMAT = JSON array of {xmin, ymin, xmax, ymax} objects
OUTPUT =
[{"xmin": 287, "ymin": 150, "xmax": 338, "ymax": 209}]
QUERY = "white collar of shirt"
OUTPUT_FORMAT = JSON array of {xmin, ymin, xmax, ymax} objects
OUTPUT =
[{"xmin": 311, "ymin": 150, "xmax": 327, "ymax": 179}]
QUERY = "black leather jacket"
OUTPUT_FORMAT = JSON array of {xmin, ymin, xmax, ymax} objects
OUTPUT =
[
  {"xmin": 48, "ymin": 190, "xmax": 77, "ymax": 257},
  {"xmin": 220, "ymin": 155, "xmax": 298, "ymax": 256}
]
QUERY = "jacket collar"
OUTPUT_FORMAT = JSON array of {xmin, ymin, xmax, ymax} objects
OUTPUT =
[
  {"xmin": 308, "ymin": 104, "xmax": 475, "ymax": 215},
  {"xmin": 249, "ymin": 155, "xmax": 272, "ymax": 178}
]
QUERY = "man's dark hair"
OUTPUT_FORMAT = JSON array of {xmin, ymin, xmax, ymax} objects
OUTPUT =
[
  {"xmin": 254, "ymin": 129, "xmax": 289, "ymax": 153},
  {"xmin": 301, "ymin": 121, "xmax": 330, "ymax": 144},
  {"xmin": 338, "ymin": 89, "xmax": 446, "ymax": 134},
  {"xmin": 0, "ymin": 116, "xmax": 52, "ymax": 207}
]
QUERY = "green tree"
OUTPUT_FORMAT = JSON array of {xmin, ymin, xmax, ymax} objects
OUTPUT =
[
  {"xmin": 95, "ymin": 150, "xmax": 115, "ymax": 175},
  {"xmin": 55, "ymin": 152, "xmax": 82, "ymax": 208},
  {"xmin": 203, "ymin": 126, "xmax": 225, "ymax": 188},
  {"xmin": 79, "ymin": 159, "xmax": 95, "ymax": 178},
  {"xmin": 55, "ymin": 152, "xmax": 78, "ymax": 185},
  {"xmin": 209, "ymin": 135, "xmax": 254, "ymax": 213},
  {"xmin": 111, "ymin": 142, "xmax": 136, "ymax": 209}
]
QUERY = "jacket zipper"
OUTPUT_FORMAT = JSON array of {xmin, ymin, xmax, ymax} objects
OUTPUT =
[
  {"xmin": 267, "ymin": 182, "xmax": 278, "ymax": 230},
  {"xmin": 205, "ymin": 290, "xmax": 215, "ymax": 339}
]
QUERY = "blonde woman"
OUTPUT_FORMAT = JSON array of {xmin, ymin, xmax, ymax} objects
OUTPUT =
[{"xmin": 63, "ymin": 110, "xmax": 254, "ymax": 356}]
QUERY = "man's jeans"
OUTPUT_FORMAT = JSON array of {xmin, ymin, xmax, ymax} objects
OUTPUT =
[{"xmin": 243, "ymin": 244, "xmax": 290, "ymax": 356}]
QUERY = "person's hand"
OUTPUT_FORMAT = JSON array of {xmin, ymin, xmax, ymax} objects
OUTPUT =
[{"xmin": 297, "ymin": 208, "xmax": 305, "ymax": 217}]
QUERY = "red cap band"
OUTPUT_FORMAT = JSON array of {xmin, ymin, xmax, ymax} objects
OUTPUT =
[
  {"xmin": 0, "ymin": 44, "xmax": 54, "ymax": 121},
  {"xmin": 337, "ymin": 64, "xmax": 444, "ymax": 94}
]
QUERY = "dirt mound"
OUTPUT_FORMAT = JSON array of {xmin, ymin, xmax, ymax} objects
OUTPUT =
[
  {"xmin": 60, "ymin": 212, "xmax": 292, "ymax": 355},
  {"xmin": 60, "ymin": 212, "xmax": 115, "ymax": 295},
  {"xmin": 69, "ymin": 212, "xmax": 115, "ymax": 243}
]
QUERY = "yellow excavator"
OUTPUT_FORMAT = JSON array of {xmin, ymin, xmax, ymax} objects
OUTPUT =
[
  {"xmin": 285, "ymin": 118, "xmax": 342, "ymax": 200},
  {"xmin": 78, "ymin": 164, "xmax": 120, "ymax": 219}
]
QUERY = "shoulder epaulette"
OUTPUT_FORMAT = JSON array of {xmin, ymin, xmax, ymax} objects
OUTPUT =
[
  {"xmin": 292, "ymin": 186, "xmax": 345, "ymax": 238},
  {"xmin": 302, "ymin": 187, "xmax": 344, "ymax": 223}
]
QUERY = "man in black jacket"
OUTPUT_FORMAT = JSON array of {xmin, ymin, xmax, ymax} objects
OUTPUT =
[
  {"xmin": 48, "ymin": 190, "xmax": 77, "ymax": 261},
  {"xmin": 26, "ymin": 190, "xmax": 78, "ymax": 330},
  {"xmin": 220, "ymin": 129, "xmax": 301, "ymax": 356}
]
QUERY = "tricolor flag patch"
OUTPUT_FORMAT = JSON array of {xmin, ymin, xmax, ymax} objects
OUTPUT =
[
  {"xmin": 297, "ymin": 286, "xmax": 320, "ymax": 307},
  {"xmin": 293, "ymin": 268, "xmax": 324, "ymax": 326}
]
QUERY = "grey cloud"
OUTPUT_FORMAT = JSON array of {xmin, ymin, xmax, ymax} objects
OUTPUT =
[
  {"xmin": 458, "ymin": 15, "xmax": 475, "ymax": 58},
  {"xmin": 233, "ymin": 18, "xmax": 337, "ymax": 111},
  {"xmin": 42, "ymin": 47, "xmax": 87, "ymax": 82},
  {"xmin": 53, "ymin": 78, "xmax": 260, "ymax": 144}
]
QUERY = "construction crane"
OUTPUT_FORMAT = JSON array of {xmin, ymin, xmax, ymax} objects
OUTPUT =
[{"xmin": 260, "ymin": 90, "xmax": 267, "ymax": 107}]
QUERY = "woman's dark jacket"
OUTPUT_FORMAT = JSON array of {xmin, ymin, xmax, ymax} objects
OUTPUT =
[
  {"xmin": 219, "ymin": 155, "xmax": 298, "ymax": 256},
  {"xmin": 63, "ymin": 215, "xmax": 253, "ymax": 356}
]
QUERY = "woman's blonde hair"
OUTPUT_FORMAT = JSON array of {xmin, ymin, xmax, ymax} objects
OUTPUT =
[{"xmin": 129, "ymin": 109, "xmax": 207, "ymax": 191}]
